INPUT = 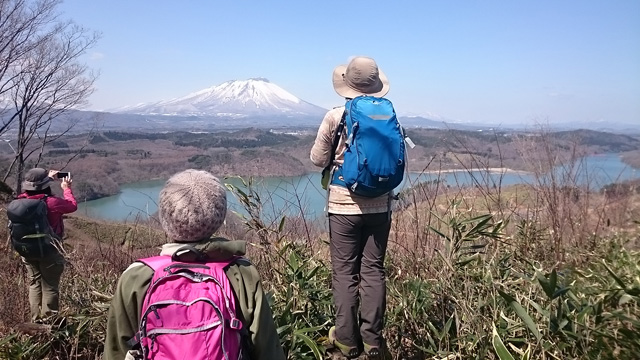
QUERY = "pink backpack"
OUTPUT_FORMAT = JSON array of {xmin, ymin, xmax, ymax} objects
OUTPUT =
[{"xmin": 134, "ymin": 255, "xmax": 244, "ymax": 360}]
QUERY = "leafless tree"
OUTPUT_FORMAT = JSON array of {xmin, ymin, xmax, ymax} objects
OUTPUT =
[
  {"xmin": 0, "ymin": 0, "xmax": 99, "ymax": 193},
  {"xmin": 1, "ymin": 0, "xmax": 58, "ymax": 130}
]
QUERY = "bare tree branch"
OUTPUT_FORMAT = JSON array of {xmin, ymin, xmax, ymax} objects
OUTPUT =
[{"xmin": 0, "ymin": 0, "xmax": 99, "ymax": 191}]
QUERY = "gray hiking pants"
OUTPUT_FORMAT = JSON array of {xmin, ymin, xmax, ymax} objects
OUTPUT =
[
  {"xmin": 22, "ymin": 251, "xmax": 65, "ymax": 321},
  {"xmin": 329, "ymin": 212, "xmax": 391, "ymax": 349}
]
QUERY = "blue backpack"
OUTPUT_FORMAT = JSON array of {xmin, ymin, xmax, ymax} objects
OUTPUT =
[{"xmin": 330, "ymin": 96, "xmax": 406, "ymax": 197}]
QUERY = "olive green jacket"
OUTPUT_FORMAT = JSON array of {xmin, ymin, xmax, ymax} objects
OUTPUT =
[{"xmin": 104, "ymin": 237, "xmax": 285, "ymax": 360}]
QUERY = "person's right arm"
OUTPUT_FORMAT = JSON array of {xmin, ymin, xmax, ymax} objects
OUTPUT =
[
  {"xmin": 104, "ymin": 264, "xmax": 151, "ymax": 360},
  {"xmin": 310, "ymin": 110, "xmax": 337, "ymax": 168}
]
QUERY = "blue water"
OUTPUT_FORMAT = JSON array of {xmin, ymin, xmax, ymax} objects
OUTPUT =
[
  {"xmin": 77, "ymin": 154, "xmax": 639, "ymax": 222},
  {"xmin": 76, "ymin": 174, "xmax": 329, "ymax": 223}
]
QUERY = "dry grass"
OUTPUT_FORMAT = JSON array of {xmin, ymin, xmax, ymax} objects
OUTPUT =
[{"xmin": 0, "ymin": 129, "xmax": 639, "ymax": 359}]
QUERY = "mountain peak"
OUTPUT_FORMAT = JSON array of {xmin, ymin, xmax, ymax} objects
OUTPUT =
[
  {"xmin": 248, "ymin": 77, "xmax": 270, "ymax": 83},
  {"xmin": 220, "ymin": 77, "xmax": 270, "ymax": 86},
  {"xmin": 114, "ymin": 79, "xmax": 326, "ymax": 118}
]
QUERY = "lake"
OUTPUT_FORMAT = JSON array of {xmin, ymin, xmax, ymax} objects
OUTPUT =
[{"xmin": 77, "ymin": 154, "xmax": 639, "ymax": 222}]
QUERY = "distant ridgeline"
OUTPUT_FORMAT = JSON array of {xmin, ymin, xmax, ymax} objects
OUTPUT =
[
  {"xmin": 39, "ymin": 130, "xmax": 304, "ymax": 157},
  {"xmin": 79, "ymin": 128, "xmax": 640, "ymax": 151},
  {"xmin": 87, "ymin": 130, "xmax": 300, "ymax": 149}
]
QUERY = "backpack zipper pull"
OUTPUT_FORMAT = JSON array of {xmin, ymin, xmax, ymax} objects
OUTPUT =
[
  {"xmin": 150, "ymin": 305, "xmax": 163, "ymax": 327},
  {"xmin": 401, "ymin": 126, "xmax": 416, "ymax": 149},
  {"xmin": 404, "ymin": 136, "xmax": 415, "ymax": 149}
]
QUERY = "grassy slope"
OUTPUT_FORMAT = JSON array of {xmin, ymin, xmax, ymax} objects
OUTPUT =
[
  {"xmin": 0, "ymin": 177, "xmax": 639, "ymax": 358},
  {"xmin": 1, "ymin": 129, "xmax": 640, "ymax": 358}
]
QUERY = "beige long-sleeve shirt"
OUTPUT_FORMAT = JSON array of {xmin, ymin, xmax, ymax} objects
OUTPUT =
[{"xmin": 310, "ymin": 107, "xmax": 390, "ymax": 215}]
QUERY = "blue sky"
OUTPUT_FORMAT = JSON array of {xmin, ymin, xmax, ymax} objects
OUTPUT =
[{"xmin": 60, "ymin": 0, "xmax": 639, "ymax": 125}]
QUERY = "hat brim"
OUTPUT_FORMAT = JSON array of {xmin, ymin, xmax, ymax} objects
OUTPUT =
[
  {"xmin": 22, "ymin": 177, "xmax": 52, "ymax": 191},
  {"xmin": 332, "ymin": 64, "xmax": 390, "ymax": 99}
]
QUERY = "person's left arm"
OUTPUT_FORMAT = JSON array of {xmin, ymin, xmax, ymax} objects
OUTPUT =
[
  {"xmin": 49, "ymin": 178, "xmax": 77, "ymax": 214},
  {"xmin": 229, "ymin": 262, "xmax": 286, "ymax": 360}
]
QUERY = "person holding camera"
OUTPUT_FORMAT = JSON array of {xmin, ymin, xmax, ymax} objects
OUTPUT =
[{"xmin": 16, "ymin": 168, "xmax": 77, "ymax": 321}]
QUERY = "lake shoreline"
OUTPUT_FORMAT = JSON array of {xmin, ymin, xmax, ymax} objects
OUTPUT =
[
  {"xmin": 419, "ymin": 167, "xmax": 532, "ymax": 176},
  {"xmin": 79, "ymin": 153, "xmax": 640, "ymax": 221},
  {"xmin": 90, "ymin": 167, "xmax": 529, "ymax": 202}
]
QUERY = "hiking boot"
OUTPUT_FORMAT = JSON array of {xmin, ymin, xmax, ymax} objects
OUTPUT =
[
  {"xmin": 328, "ymin": 326, "xmax": 360, "ymax": 359},
  {"xmin": 364, "ymin": 342, "xmax": 391, "ymax": 360}
]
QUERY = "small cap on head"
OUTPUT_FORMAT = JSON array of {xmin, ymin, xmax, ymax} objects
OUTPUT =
[
  {"xmin": 22, "ymin": 168, "xmax": 52, "ymax": 191},
  {"xmin": 332, "ymin": 56, "xmax": 389, "ymax": 99},
  {"xmin": 159, "ymin": 169, "xmax": 227, "ymax": 242}
]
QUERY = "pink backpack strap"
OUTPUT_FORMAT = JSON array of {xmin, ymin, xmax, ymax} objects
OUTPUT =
[
  {"xmin": 137, "ymin": 255, "xmax": 173, "ymax": 271},
  {"xmin": 204, "ymin": 257, "xmax": 237, "ymax": 269},
  {"xmin": 138, "ymin": 255, "xmax": 240, "ymax": 271}
]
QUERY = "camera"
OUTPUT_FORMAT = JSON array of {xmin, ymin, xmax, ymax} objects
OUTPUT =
[{"xmin": 56, "ymin": 172, "xmax": 70, "ymax": 179}]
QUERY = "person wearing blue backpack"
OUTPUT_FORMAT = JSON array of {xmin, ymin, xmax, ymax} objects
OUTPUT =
[{"xmin": 311, "ymin": 56, "xmax": 405, "ymax": 359}]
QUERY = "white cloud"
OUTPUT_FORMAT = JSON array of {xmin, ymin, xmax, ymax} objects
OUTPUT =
[
  {"xmin": 89, "ymin": 52, "xmax": 105, "ymax": 60},
  {"xmin": 544, "ymin": 86, "xmax": 573, "ymax": 99}
]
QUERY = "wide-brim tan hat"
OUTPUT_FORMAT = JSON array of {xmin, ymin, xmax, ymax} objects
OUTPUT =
[{"xmin": 332, "ymin": 56, "xmax": 389, "ymax": 98}]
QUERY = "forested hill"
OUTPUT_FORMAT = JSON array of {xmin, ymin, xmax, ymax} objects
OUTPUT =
[
  {"xmin": 550, "ymin": 129, "xmax": 640, "ymax": 152},
  {"xmin": 1, "ymin": 127, "xmax": 638, "ymax": 202}
]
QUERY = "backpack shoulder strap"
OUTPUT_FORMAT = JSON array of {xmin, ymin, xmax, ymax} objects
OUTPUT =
[
  {"xmin": 207, "ymin": 256, "xmax": 246, "ymax": 270},
  {"xmin": 137, "ymin": 255, "xmax": 173, "ymax": 272},
  {"xmin": 322, "ymin": 109, "xmax": 347, "ymax": 216},
  {"xmin": 323, "ymin": 110, "xmax": 346, "ymax": 175},
  {"xmin": 40, "ymin": 195, "xmax": 50, "ymax": 218},
  {"xmin": 138, "ymin": 253, "xmax": 242, "ymax": 272}
]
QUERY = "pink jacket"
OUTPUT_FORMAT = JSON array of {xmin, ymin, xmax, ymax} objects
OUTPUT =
[{"xmin": 18, "ymin": 189, "xmax": 77, "ymax": 237}]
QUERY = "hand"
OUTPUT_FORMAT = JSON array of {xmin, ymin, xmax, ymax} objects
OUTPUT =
[
  {"xmin": 48, "ymin": 170, "xmax": 59, "ymax": 179},
  {"xmin": 61, "ymin": 177, "xmax": 72, "ymax": 189}
]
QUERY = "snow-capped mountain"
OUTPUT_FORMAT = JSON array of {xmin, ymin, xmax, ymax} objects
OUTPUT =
[{"xmin": 113, "ymin": 78, "xmax": 326, "ymax": 118}]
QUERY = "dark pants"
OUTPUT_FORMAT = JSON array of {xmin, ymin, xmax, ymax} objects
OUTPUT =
[
  {"xmin": 329, "ymin": 212, "xmax": 391, "ymax": 348},
  {"xmin": 22, "ymin": 251, "xmax": 65, "ymax": 321}
]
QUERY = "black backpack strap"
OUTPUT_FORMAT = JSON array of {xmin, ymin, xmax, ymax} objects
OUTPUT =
[
  {"xmin": 126, "ymin": 332, "xmax": 141, "ymax": 349},
  {"xmin": 322, "ymin": 111, "xmax": 346, "ymax": 176},
  {"xmin": 170, "ymin": 245, "xmax": 207, "ymax": 262},
  {"xmin": 39, "ymin": 195, "xmax": 60, "ymax": 239}
]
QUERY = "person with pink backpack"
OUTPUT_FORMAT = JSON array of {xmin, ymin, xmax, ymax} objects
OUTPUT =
[{"xmin": 104, "ymin": 169, "xmax": 285, "ymax": 360}]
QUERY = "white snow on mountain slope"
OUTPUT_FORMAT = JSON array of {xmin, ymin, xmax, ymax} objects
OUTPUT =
[
  {"xmin": 402, "ymin": 111, "xmax": 456, "ymax": 122},
  {"xmin": 113, "ymin": 78, "xmax": 326, "ymax": 117}
]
